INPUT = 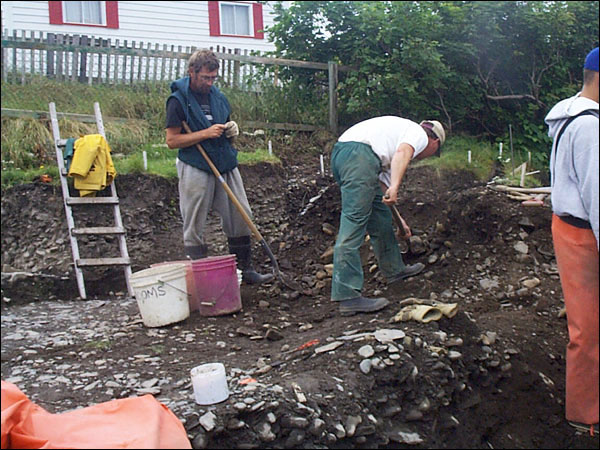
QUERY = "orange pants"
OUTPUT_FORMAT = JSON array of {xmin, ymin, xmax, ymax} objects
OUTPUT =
[{"xmin": 552, "ymin": 215, "xmax": 599, "ymax": 425}]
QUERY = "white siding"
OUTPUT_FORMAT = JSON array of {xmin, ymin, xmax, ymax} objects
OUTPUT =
[{"xmin": 2, "ymin": 1, "xmax": 278, "ymax": 53}]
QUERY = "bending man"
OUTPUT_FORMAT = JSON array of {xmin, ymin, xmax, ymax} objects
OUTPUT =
[{"xmin": 330, "ymin": 116, "xmax": 445, "ymax": 315}]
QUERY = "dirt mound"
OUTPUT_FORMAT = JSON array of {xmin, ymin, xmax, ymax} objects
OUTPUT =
[{"xmin": 1, "ymin": 149, "xmax": 597, "ymax": 449}]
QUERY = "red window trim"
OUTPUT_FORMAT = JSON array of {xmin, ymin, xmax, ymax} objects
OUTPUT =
[
  {"xmin": 49, "ymin": 1, "xmax": 119, "ymax": 29},
  {"xmin": 208, "ymin": 1, "xmax": 264, "ymax": 39}
]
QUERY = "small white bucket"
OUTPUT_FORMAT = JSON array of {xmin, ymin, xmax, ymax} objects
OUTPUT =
[
  {"xmin": 191, "ymin": 363, "xmax": 229, "ymax": 405},
  {"xmin": 129, "ymin": 263, "xmax": 190, "ymax": 327}
]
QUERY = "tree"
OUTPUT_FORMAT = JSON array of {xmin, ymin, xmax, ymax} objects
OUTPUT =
[{"xmin": 266, "ymin": 1, "xmax": 598, "ymax": 158}]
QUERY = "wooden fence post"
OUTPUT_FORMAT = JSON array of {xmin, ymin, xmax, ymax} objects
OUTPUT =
[
  {"xmin": 328, "ymin": 61, "xmax": 338, "ymax": 136},
  {"xmin": 234, "ymin": 48, "xmax": 240, "ymax": 88},
  {"xmin": 46, "ymin": 33, "xmax": 55, "ymax": 78},
  {"xmin": 72, "ymin": 35, "xmax": 80, "ymax": 83}
]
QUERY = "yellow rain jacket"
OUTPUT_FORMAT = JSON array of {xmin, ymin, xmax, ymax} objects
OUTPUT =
[{"xmin": 68, "ymin": 134, "xmax": 117, "ymax": 197}]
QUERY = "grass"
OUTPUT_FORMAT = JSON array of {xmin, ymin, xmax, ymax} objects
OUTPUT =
[
  {"xmin": 1, "ymin": 76, "xmax": 325, "ymax": 182},
  {"xmin": 1, "ymin": 143, "xmax": 282, "ymax": 190},
  {"xmin": 415, "ymin": 135, "xmax": 496, "ymax": 181},
  {"xmin": 415, "ymin": 134, "xmax": 545, "ymax": 187},
  {"xmin": 3, "ymin": 78, "xmax": 542, "ymax": 190}
]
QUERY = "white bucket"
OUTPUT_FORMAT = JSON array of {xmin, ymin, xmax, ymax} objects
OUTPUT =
[
  {"xmin": 191, "ymin": 363, "xmax": 230, "ymax": 405},
  {"xmin": 129, "ymin": 263, "xmax": 190, "ymax": 327}
]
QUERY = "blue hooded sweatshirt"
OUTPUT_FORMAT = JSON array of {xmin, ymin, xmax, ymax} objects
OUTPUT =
[{"xmin": 168, "ymin": 76, "xmax": 238, "ymax": 174}]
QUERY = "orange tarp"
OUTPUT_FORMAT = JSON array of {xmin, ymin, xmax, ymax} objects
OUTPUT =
[{"xmin": 1, "ymin": 381, "xmax": 192, "ymax": 449}]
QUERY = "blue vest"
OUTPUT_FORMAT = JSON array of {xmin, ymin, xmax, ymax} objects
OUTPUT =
[{"xmin": 168, "ymin": 77, "xmax": 238, "ymax": 173}]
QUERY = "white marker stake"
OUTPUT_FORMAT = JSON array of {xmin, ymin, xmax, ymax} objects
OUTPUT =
[
  {"xmin": 499, "ymin": 142, "xmax": 503, "ymax": 158},
  {"xmin": 320, "ymin": 154, "xmax": 325, "ymax": 175},
  {"xmin": 468, "ymin": 151, "xmax": 472, "ymax": 164},
  {"xmin": 143, "ymin": 151, "xmax": 148, "ymax": 171},
  {"xmin": 268, "ymin": 140, "xmax": 272, "ymax": 156}
]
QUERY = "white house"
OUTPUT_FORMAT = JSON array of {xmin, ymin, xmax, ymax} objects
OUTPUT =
[{"xmin": 1, "ymin": 1, "xmax": 282, "ymax": 53}]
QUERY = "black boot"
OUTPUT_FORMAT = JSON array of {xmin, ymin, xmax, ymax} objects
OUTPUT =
[
  {"xmin": 184, "ymin": 244, "xmax": 207, "ymax": 260},
  {"xmin": 228, "ymin": 236, "xmax": 274, "ymax": 285}
]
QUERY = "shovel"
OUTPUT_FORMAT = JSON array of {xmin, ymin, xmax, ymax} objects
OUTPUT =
[
  {"xmin": 380, "ymin": 182, "xmax": 409, "ymax": 253},
  {"xmin": 181, "ymin": 121, "xmax": 301, "ymax": 291}
]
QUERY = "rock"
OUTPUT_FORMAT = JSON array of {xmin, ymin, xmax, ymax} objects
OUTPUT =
[
  {"xmin": 315, "ymin": 341, "xmax": 344, "ymax": 353},
  {"xmin": 418, "ymin": 398, "xmax": 431, "ymax": 412},
  {"xmin": 481, "ymin": 331, "xmax": 497, "ymax": 345},
  {"xmin": 309, "ymin": 418, "xmax": 326, "ymax": 436},
  {"xmin": 405, "ymin": 409, "xmax": 423, "ymax": 421},
  {"xmin": 199, "ymin": 411, "xmax": 217, "ymax": 432},
  {"xmin": 374, "ymin": 328, "xmax": 406, "ymax": 343},
  {"xmin": 333, "ymin": 423, "xmax": 346, "ymax": 439},
  {"xmin": 359, "ymin": 359, "xmax": 372, "ymax": 374},
  {"xmin": 448, "ymin": 351, "xmax": 462, "ymax": 360},
  {"xmin": 320, "ymin": 247, "xmax": 334, "ymax": 263},
  {"xmin": 281, "ymin": 416, "xmax": 309, "ymax": 429},
  {"xmin": 284, "ymin": 429, "xmax": 305, "ymax": 448},
  {"xmin": 358, "ymin": 345, "xmax": 375, "ymax": 358},
  {"xmin": 387, "ymin": 428, "xmax": 424, "ymax": 445},
  {"xmin": 522, "ymin": 277, "xmax": 540, "ymax": 289},
  {"xmin": 345, "ymin": 415, "xmax": 362, "ymax": 437},
  {"xmin": 226, "ymin": 418, "xmax": 246, "ymax": 430},
  {"xmin": 265, "ymin": 328, "xmax": 283, "ymax": 341},
  {"xmin": 192, "ymin": 430, "xmax": 208, "ymax": 449},
  {"xmin": 480, "ymin": 278, "xmax": 499, "ymax": 290},
  {"xmin": 257, "ymin": 422, "xmax": 276, "ymax": 442},
  {"xmin": 514, "ymin": 241, "xmax": 529, "ymax": 254},
  {"xmin": 409, "ymin": 236, "xmax": 427, "ymax": 255},
  {"xmin": 322, "ymin": 223, "xmax": 335, "ymax": 235},
  {"xmin": 518, "ymin": 216, "xmax": 535, "ymax": 230}
]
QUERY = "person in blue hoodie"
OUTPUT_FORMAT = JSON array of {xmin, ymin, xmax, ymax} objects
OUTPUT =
[
  {"xmin": 165, "ymin": 49, "xmax": 273, "ymax": 285},
  {"xmin": 545, "ymin": 46, "xmax": 598, "ymax": 436}
]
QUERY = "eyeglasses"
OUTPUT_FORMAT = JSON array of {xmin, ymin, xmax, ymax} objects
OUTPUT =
[{"xmin": 196, "ymin": 74, "xmax": 218, "ymax": 82}]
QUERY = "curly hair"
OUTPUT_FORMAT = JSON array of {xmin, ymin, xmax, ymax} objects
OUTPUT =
[{"xmin": 188, "ymin": 49, "xmax": 219, "ymax": 72}]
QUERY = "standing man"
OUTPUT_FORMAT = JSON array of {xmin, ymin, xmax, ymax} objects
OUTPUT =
[
  {"xmin": 545, "ymin": 46, "xmax": 599, "ymax": 436},
  {"xmin": 330, "ymin": 116, "xmax": 445, "ymax": 315},
  {"xmin": 165, "ymin": 49, "xmax": 273, "ymax": 285}
]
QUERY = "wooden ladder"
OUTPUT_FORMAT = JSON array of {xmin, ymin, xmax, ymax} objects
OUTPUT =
[{"xmin": 49, "ymin": 101, "xmax": 133, "ymax": 300}]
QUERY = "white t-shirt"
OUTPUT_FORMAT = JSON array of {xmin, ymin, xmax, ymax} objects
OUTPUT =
[{"xmin": 338, "ymin": 116, "xmax": 428, "ymax": 186}]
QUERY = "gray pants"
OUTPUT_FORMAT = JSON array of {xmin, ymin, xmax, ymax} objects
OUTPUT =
[{"xmin": 176, "ymin": 159, "xmax": 252, "ymax": 247}]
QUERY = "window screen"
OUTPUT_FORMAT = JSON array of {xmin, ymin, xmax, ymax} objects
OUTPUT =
[
  {"xmin": 220, "ymin": 3, "xmax": 251, "ymax": 36},
  {"xmin": 64, "ymin": 1, "xmax": 103, "ymax": 25}
]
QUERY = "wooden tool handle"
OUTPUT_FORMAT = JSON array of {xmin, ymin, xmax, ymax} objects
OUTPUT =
[{"xmin": 181, "ymin": 121, "xmax": 264, "ymax": 242}]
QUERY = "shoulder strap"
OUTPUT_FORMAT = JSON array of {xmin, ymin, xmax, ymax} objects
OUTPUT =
[{"xmin": 551, "ymin": 110, "xmax": 599, "ymax": 182}]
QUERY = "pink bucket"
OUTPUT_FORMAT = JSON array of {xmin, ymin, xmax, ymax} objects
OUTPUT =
[{"xmin": 191, "ymin": 255, "xmax": 242, "ymax": 316}]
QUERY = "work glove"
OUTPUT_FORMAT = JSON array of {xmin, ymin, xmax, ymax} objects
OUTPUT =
[{"xmin": 224, "ymin": 121, "xmax": 239, "ymax": 138}]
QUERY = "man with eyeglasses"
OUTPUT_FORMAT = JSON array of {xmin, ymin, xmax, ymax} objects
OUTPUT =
[
  {"xmin": 330, "ymin": 116, "xmax": 445, "ymax": 315},
  {"xmin": 165, "ymin": 49, "xmax": 273, "ymax": 285}
]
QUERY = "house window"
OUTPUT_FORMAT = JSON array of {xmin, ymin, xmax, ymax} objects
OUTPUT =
[
  {"xmin": 220, "ymin": 3, "xmax": 251, "ymax": 36},
  {"xmin": 208, "ymin": 1, "xmax": 264, "ymax": 39},
  {"xmin": 64, "ymin": 1, "xmax": 105, "ymax": 25},
  {"xmin": 48, "ymin": 1, "xmax": 119, "ymax": 28}
]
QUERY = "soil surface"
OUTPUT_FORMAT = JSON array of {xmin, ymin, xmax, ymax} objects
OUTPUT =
[{"xmin": 1, "ymin": 133, "xmax": 598, "ymax": 449}]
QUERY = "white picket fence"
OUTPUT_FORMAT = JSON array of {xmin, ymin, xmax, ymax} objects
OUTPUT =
[{"xmin": 1, "ymin": 29, "xmax": 268, "ymax": 87}]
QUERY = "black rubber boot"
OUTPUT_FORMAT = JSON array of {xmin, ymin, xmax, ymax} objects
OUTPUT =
[
  {"xmin": 387, "ymin": 262, "xmax": 425, "ymax": 285},
  {"xmin": 338, "ymin": 296, "xmax": 390, "ymax": 316},
  {"xmin": 184, "ymin": 244, "xmax": 207, "ymax": 260},
  {"xmin": 228, "ymin": 236, "xmax": 274, "ymax": 285}
]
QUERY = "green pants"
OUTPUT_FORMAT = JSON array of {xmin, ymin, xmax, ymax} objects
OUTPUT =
[{"xmin": 330, "ymin": 141, "xmax": 406, "ymax": 301}]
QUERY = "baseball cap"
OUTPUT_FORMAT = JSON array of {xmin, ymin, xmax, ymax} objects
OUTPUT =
[
  {"xmin": 420, "ymin": 120, "xmax": 446, "ymax": 147},
  {"xmin": 584, "ymin": 47, "xmax": 599, "ymax": 72}
]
